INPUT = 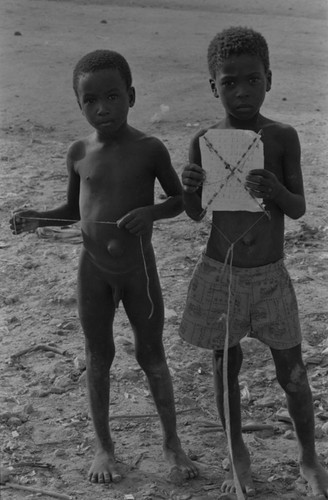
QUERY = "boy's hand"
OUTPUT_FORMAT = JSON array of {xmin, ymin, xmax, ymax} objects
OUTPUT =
[
  {"xmin": 117, "ymin": 207, "xmax": 153, "ymax": 236},
  {"xmin": 245, "ymin": 169, "xmax": 282, "ymax": 200},
  {"xmin": 181, "ymin": 163, "xmax": 206, "ymax": 193},
  {"xmin": 10, "ymin": 210, "xmax": 40, "ymax": 235}
]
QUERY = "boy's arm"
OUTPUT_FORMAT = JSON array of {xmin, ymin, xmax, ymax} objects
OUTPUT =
[
  {"xmin": 246, "ymin": 126, "xmax": 306, "ymax": 220},
  {"xmin": 275, "ymin": 126, "xmax": 305, "ymax": 219},
  {"xmin": 10, "ymin": 142, "xmax": 81, "ymax": 234},
  {"xmin": 118, "ymin": 139, "xmax": 183, "ymax": 235},
  {"xmin": 151, "ymin": 139, "xmax": 183, "ymax": 221},
  {"xmin": 182, "ymin": 131, "xmax": 207, "ymax": 221}
]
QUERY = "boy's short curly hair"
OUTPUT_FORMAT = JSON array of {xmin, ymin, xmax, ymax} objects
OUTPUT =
[
  {"xmin": 208, "ymin": 26, "xmax": 270, "ymax": 79},
  {"xmin": 73, "ymin": 49, "xmax": 132, "ymax": 97}
]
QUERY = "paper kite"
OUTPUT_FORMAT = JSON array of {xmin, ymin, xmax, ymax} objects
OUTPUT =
[{"xmin": 200, "ymin": 129, "xmax": 265, "ymax": 212}]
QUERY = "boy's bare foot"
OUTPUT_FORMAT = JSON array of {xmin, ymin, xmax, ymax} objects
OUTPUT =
[
  {"xmin": 88, "ymin": 449, "xmax": 122, "ymax": 484},
  {"xmin": 221, "ymin": 442, "xmax": 255, "ymax": 497},
  {"xmin": 300, "ymin": 459, "xmax": 328, "ymax": 497},
  {"xmin": 164, "ymin": 443, "xmax": 199, "ymax": 479}
]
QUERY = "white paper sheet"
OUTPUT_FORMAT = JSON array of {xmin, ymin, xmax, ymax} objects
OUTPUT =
[{"xmin": 200, "ymin": 129, "xmax": 264, "ymax": 212}]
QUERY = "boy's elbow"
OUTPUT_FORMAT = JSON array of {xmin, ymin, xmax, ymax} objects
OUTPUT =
[
  {"xmin": 290, "ymin": 201, "xmax": 306, "ymax": 220},
  {"xmin": 176, "ymin": 194, "xmax": 184, "ymax": 213},
  {"xmin": 185, "ymin": 206, "xmax": 206, "ymax": 222},
  {"xmin": 170, "ymin": 194, "xmax": 183, "ymax": 216}
]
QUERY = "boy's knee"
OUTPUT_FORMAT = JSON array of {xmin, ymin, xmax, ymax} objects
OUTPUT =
[
  {"xmin": 135, "ymin": 342, "xmax": 164, "ymax": 370},
  {"xmin": 277, "ymin": 363, "xmax": 309, "ymax": 393}
]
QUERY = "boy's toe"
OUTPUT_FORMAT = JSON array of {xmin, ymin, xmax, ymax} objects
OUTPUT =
[
  {"xmin": 103, "ymin": 472, "xmax": 111, "ymax": 483},
  {"xmin": 97, "ymin": 472, "xmax": 105, "ymax": 483},
  {"xmin": 111, "ymin": 472, "xmax": 122, "ymax": 483}
]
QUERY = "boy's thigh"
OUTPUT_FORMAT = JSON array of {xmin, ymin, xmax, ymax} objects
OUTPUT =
[
  {"xmin": 123, "ymin": 263, "xmax": 164, "ymax": 337},
  {"xmin": 250, "ymin": 263, "xmax": 302, "ymax": 350},
  {"xmin": 270, "ymin": 344, "xmax": 303, "ymax": 369},
  {"xmin": 77, "ymin": 249, "xmax": 116, "ymax": 327},
  {"xmin": 179, "ymin": 256, "xmax": 250, "ymax": 350}
]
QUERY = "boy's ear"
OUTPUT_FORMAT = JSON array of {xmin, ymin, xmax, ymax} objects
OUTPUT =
[
  {"xmin": 266, "ymin": 70, "xmax": 272, "ymax": 92},
  {"xmin": 209, "ymin": 78, "xmax": 219, "ymax": 98},
  {"xmin": 76, "ymin": 97, "xmax": 83, "ymax": 111},
  {"xmin": 128, "ymin": 86, "xmax": 136, "ymax": 107}
]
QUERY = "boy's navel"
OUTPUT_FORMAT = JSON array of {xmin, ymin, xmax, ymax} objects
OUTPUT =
[
  {"xmin": 107, "ymin": 239, "xmax": 125, "ymax": 257},
  {"xmin": 241, "ymin": 234, "xmax": 256, "ymax": 246}
]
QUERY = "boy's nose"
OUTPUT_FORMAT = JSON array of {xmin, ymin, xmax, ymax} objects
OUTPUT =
[
  {"xmin": 236, "ymin": 85, "xmax": 250, "ymax": 98},
  {"xmin": 97, "ymin": 102, "xmax": 110, "ymax": 115}
]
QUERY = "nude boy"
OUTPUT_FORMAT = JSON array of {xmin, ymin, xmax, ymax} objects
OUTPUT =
[{"xmin": 10, "ymin": 49, "xmax": 198, "ymax": 484}]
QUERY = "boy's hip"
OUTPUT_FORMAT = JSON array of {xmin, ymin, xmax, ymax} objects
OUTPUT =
[
  {"xmin": 179, "ymin": 252, "xmax": 301, "ymax": 350},
  {"xmin": 80, "ymin": 235, "xmax": 156, "ymax": 275},
  {"xmin": 200, "ymin": 252, "xmax": 287, "ymax": 281}
]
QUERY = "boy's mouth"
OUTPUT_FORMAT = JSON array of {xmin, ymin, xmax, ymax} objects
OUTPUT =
[{"xmin": 98, "ymin": 120, "xmax": 114, "ymax": 127}]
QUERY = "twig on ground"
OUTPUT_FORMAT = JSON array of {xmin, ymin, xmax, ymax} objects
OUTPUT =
[
  {"xmin": 1, "ymin": 483, "xmax": 72, "ymax": 499},
  {"xmin": 11, "ymin": 344, "xmax": 69, "ymax": 360},
  {"xmin": 199, "ymin": 420, "xmax": 275, "ymax": 433},
  {"xmin": 131, "ymin": 452, "xmax": 146, "ymax": 469},
  {"xmin": 13, "ymin": 461, "xmax": 54, "ymax": 469},
  {"xmin": 109, "ymin": 406, "xmax": 199, "ymax": 420},
  {"xmin": 193, "ymin": 459, "xmax": 220, "ymax": 470}
]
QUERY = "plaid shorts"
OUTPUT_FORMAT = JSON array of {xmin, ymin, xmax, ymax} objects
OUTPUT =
[{"xmin": 179, "ymin": 253, "xmax": 302, "ymax": 350}]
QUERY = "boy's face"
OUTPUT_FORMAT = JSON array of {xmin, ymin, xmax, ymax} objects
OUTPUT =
[
  {"xmin": 210, "ymin": 54, "xmax": 271, "ymax": 122},
  {"xmin": 76, "ymin": 68, "xmax": 135, "ymax": 135}
]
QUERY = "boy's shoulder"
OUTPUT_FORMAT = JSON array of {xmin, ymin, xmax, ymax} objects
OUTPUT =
[
  {"xmin": 67, "ymin": 137, "xmax": 90, "ymax": 163},
  {"xmin": 129, "ymin": 127, "xmax": 170, "ymax": 156},
  {"xmin": 260, "ymin": 116, "xmax": 298, "ymax": 135},
  {"xmin": 130, "ymin": 127, "xmax": 166, "ymax": 145},
  {"xmin": 260, "ymin": 118, "xmax": 300, "ymax": 151}
]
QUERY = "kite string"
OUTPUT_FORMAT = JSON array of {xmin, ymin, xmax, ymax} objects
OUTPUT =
[
  {"xmin": 195, "ymin": 131, "xmax": 274, "ymax": 494},
  {"xmin": 11, "ymin": 215, "xmax": 118, "ymax": 225},
  {"xmin": 11, "ymin": 212, "xmax": 154, "ymax": 319},
  {"xmin": 222, "ymin": 244, "xmax": 246, "ymax": 500},
  {"xmin": 139, "ymin": 235, "xmax": 154, "ymax": 319},
  {"xmin": 208, "ymin": 212, "xmax": 267, "ymax": 500}
]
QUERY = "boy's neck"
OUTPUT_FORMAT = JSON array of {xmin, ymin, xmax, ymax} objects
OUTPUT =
[
  {"xmin": 95, "ymin": 120, "xmax": 131, "ymax": 144},
  {"xmin": 224, "ymin": 112, "xmax": 264, "ymax": 132}
]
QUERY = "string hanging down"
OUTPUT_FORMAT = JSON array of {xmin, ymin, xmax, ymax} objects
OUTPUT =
[
  {"xmin": 11, "ymin": 212, "xmax": 154, "ymax": 319},
  {"xmin": 11, "ymin": 215, "xmax": 118, "ymax": 225},
  {"xmin": 209, "ymin": 214, "xmax": 266, "ymax": 500},
  {"xmin": 195, "ymin": 129, "xmax": 274, "ymax": 499}
]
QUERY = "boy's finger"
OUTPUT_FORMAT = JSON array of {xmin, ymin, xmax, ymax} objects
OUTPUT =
[
  {"xmin": 183, "ymin": 185, "xmax": 199, "ymax": 193},
  {"xmin": 248, "ymin": 169, "xmax": 267, "ymax": 176},
  {"xmin": 116, "ymin": 213, "xmax": 132, "ymax": 227}
]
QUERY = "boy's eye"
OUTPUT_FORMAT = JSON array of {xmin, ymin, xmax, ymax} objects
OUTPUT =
[
  {"xmin": 221, "ymin": 80, "xmax": 235, "ymax": 88},
  {"xmin": 84, "ymin": 97, "xmax": 96, "ymax": 104},
  {"xmin": 107, "ymin": 94, "xmax": 119, "ymax": 101}
]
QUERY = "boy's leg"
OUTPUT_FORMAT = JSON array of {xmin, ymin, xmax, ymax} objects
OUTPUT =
[
  {"xmin": 271, "ymin": 344, "xmax": 328, "ymax": 497},
  {"xmin": 78, "ymin": 250, "xmax": 120, "ymax": 484},
  {"xmin": 213, "ymin": 344, "xmax": 255, "ymax": 495},
  {"xmin": 123, "ymin": 263, "xmax": 198, "ymax": 479}
]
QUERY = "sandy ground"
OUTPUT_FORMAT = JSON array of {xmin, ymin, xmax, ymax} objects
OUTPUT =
[{"xmin": 1, "ymin": 0, "xmax": 328, "ymax": 499}]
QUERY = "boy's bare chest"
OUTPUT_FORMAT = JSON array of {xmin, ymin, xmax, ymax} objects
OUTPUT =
[{"xmin": 78, "ymin": 149, "xmax": 153, "ymax": 191}]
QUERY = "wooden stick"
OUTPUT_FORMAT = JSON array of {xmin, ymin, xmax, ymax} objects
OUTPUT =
[
  {"xmin": 11, "ymin": 344, "xmax": 68, "ymax": 359},
  {"xmin": 13, "ymin": 461, "xmax": 54, "ymax": 469},
  {"xmin": 109, "ymin": 406, "xmax": 198, "ymax": 420},
  {"xmin": 199, "ymin": 422, "xmax": 275, "ymax": 433},
  {"xmin": 1, "ymin": 483, "xmax": 72, "ymax": 499}
]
